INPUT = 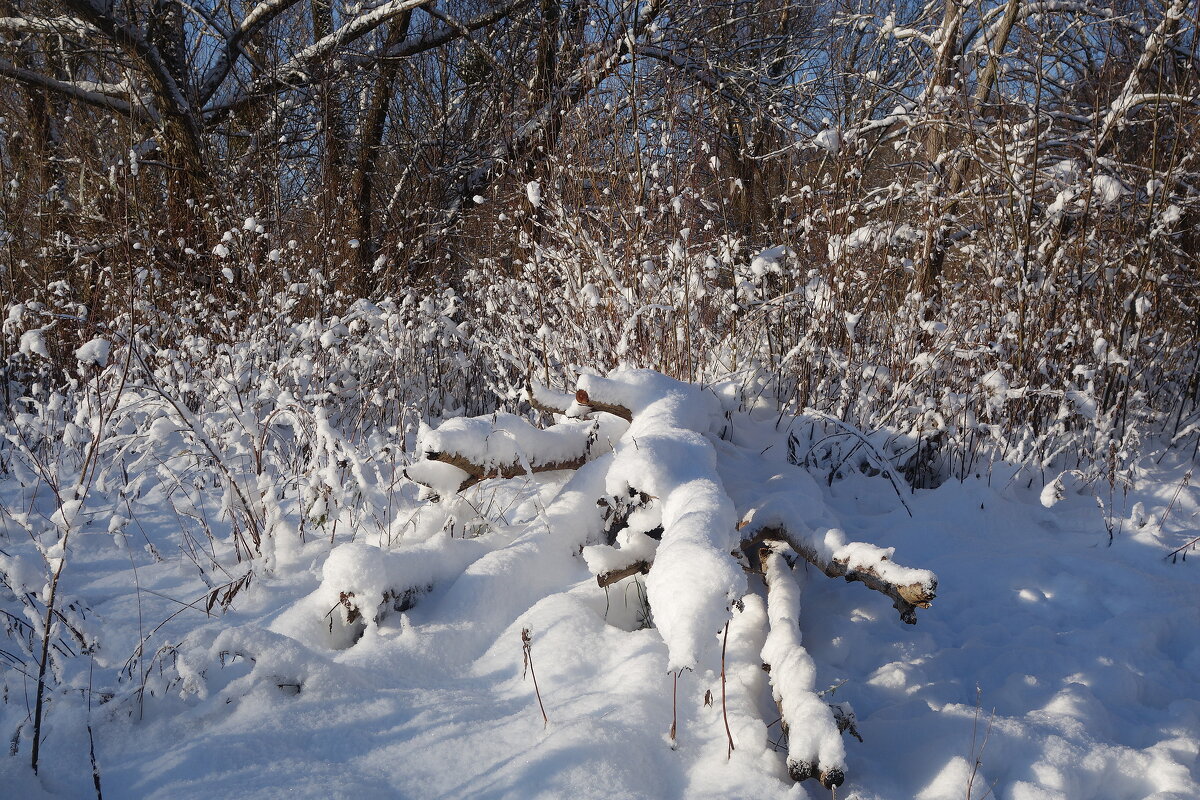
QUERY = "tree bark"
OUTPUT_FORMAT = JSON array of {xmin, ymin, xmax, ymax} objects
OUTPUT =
[{"xmin": 353, "ymin": 14, "xmax": 414, "ymax": 291}]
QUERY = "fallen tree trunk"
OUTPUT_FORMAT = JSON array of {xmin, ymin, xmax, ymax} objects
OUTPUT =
[{"xmin": 761, "ymin": 544, "xmax": 846, "ymax": 789}]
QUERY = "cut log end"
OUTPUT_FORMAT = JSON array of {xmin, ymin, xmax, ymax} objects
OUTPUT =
[
  {"xmin": 787, "ymin": 759, "xmax": 814, "ymax": 783},
  {"xmin": 896, "ymin": 581, "xmax": 937, "ymax": 607},
  {"xmin": 786, "ymin": 755, "xmax": 845, "ymax": 789},
  {"xmin": 820, "ymin": 767, "xmax": 846, "ymax": 789}
]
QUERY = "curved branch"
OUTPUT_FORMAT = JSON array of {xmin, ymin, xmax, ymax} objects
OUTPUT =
[
  {"xmin": 59, "ymin": 0, "xmax": 208, "ymax": 178},
  {"xmin": 204, "ymin": 0, "xmax": 531, "ymax": 121},
  {"xmin": 0, "ymin": 58, "xmax": 150, "ymax": 121},
  {"xmin": 196, "ymin": 0, "xmax": 305, "ymax": 105}
]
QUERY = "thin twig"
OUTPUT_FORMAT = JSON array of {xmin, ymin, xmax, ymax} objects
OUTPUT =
[
  {"xmin": 521, "ymin": 628, "xmax": 548, "ymax": 727},
  {"xmin": 721, "ymin": 620, "xmax": 735, "ymax": 759}
]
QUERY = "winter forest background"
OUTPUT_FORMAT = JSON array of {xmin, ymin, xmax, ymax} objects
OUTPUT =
[{"xmin": 2, "ymin": 1, "xmax": 1200, "ymax": 798}]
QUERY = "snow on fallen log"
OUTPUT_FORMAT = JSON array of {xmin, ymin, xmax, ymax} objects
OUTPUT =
[
  {"xmin": 583, "ymin": 488, "xmax": 662, "ymax": 586},
  {"xmin": 313, "ymin": 537, "xmax": 492, "ymax": 646},
  {"xmin": 760, "ymin": 544, "xmax": 847, "ymax": 789},
  {"xmin": 404, "ymin": 411, "xmax": 624, "ymax": 495},
  {"xmin": 598, "ymin": 369, "xmax": 746, "ymax": 672}
]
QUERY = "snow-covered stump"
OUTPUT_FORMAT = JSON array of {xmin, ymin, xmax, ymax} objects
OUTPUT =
[
  {"xmin": 760, "ymin": 544, "xmax": 847, "ymax": 789},
  {"xmin": 742, "ymin": 522, "xmax": 937, "ymax": 624},
  {"xmin": 404, "ymin": 411, "xmax": 623, "ymax": 497}
]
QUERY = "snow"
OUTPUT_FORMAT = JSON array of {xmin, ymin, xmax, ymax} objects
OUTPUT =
[
  {"xmin": 582, "ymin": 527, "xmax": 657, "ymax": 576},
  {"xmin": 2, "ymin": 371, "xmax": 1199, "ymax": 800},
  {"xmin": 74, "ymin": 337, "xmax": 110, "ymax": 367},
  {"xmin": 750, "ymin": 245, "xmax": 791, "ymax": 277},
  {"xmin": 526, "ymin": 180, "xmax": 543, "ymax": 207},
  {"xmin": 19, "ymin": 327, "xmax": 50, "ymax": 358},
  {"xmin": 1093, "ymin": 174, "xmax": 1126, "ymax": 206},
  {"xmin": 814, "ymin": 127, "xmax": 841, "ymax": 155}
]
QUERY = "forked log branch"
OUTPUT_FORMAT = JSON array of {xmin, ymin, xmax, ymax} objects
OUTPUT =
[{"xmin": 746, "ymin": 525, "xmax": 935, "ymax": 624}]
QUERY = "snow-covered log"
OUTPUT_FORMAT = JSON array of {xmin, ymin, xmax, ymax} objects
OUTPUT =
[
  {"xmin": 742, "ymin": 522, "xmax": 936, "ymax": 624},
  {"xmin": 760, "ymin": 544, "xmax": 847, "ymax": 789},
  {"xmin": 418, "ymin": 448, "xmax": 591, "ymax": 491},
  {"xmin": 313, "ymin": 538, "xmax": 491, "ymax": 646},
  {"xmin": 595, "ymin": 370, "xmax": 746, "ymax": 672},
  {"xmin": 405, "ymin": 411, "xmax": 623, "ymax": 496}
]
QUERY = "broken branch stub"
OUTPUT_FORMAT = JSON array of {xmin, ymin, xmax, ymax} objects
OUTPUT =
[{"xmin": 596, "ymin": 560, "xmax": 652, "ymax": 588}]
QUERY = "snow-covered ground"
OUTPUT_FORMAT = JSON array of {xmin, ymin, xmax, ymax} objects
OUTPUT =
[{"xmin": 3, "ymin": 383, "xmax": 1199, "ymax": 800}]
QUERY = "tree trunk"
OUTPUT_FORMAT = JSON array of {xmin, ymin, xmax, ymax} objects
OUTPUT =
[{"xmin": 353, "ymin": 14, "xmax": 413, "ymax": 293}]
